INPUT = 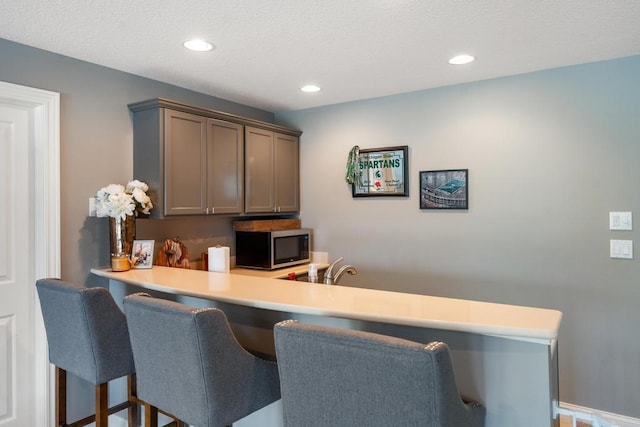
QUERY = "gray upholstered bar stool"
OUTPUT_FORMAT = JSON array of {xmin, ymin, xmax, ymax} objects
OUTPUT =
[
  {"xmin": 36, "ymin": 278, "xmax": 140, "ymax": 427},
  {"xmin": 123, "ymin": 293, "xmax": 281, "ymax": 427},
  {"xmin": 274, "ymin": 320, "xmax": 486, "ymax": 427}
]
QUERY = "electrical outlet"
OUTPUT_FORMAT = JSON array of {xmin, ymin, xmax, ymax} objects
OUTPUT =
[
  {"xmin": 88, "ymin": 197, "xmax": 97, "ymax": 217},
  {"xmin": 610, "ymin": 239, "xmax": 633, "ymax": 259}
]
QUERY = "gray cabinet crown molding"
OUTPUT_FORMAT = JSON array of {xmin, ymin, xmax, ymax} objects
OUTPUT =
[{"xmin": 128, "ymin": 98, "xmax": 302, "ymax": 137}]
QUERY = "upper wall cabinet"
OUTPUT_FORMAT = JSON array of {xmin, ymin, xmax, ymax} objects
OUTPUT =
[
  {"xmin": 245, "ymin": 126, "xmax": 300, "ymax": 214},
  {"xmin": 129, "ymin": 98, "xmax": 301, "ymax": 218},
  {"xmin": 164, "ymin": 109, "xmax": 210, "ymax": 215}
]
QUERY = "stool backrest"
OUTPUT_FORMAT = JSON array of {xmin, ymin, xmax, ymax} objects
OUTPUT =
[
  {"xmin": 124, "ymin": 294, "xmax": 280, "ymax": 427},
  {"xmin": 274, "ymin": 320, "xmax": 485, "ymax": 427},
  {"xmin": 35, "ymin": 278, "xmax": 135, "ymax": 384}
]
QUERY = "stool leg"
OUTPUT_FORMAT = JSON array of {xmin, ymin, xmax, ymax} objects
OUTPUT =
[
  {"xmin": 55, "ymin": 367, "xmax": 67, "ymax": 427},
  {"xmin": 95, "ymin": 382, "xmax": 109, "ymax": 427},
  {"xmin": 128, "ymin": 374, "xmax": 141, "ymax": 427},
  {"xmin": 144, "ymin": 404, "xmax": 158, "ymax": 427}
]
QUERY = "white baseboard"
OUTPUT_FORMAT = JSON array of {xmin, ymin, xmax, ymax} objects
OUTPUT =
[{"xmin": 559, "ymin": 401, "xmax": 640, "ymax": 427}]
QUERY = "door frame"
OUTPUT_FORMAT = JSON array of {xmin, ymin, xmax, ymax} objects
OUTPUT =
[{"xmin": 0, "ymin": 80, "xmax": 60, "ymax": 427}]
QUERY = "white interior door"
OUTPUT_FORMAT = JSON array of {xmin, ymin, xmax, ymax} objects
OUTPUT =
[
  {"xmin": 0, "ymin": 101, "xmax": 34, "ymax": 426},
  {"xmin": 0, "ymin": 81, "xmax": 60, "ymax": 427}
]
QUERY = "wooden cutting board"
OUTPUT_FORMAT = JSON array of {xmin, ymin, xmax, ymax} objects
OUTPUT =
[{"xmin": 233, "ymin": 219, "xmax": 301, "ymax": 232}]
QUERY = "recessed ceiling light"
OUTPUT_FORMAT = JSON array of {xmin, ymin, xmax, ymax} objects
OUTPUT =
[
  {"xmin": 301, "ymin": 85, "xmax": 321, "ymax": 93},
  {"xmin": 448, "ymin": 54, "xmax": 475, "ymax": 65},
  {"xmin": 183, "ymin": 39, "xmax": 214, "ymax": 52}
]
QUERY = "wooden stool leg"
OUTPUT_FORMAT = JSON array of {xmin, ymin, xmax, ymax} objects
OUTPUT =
[
  {"xmin": 144, "ymin": 404, "xmax": 158, "ymax": 427},
  {"xmin": 95, "ymin": 382, "xmax": 109, "ymax": 427},
  {"xmin": 128, "ymin": 374, "xmax": 141, "ymax": 427},
  {"xmin": 55, "ymin": 367, "xmax": 67, "ymax": 427}
]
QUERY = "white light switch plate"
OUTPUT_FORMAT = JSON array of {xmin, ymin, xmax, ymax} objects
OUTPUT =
[
  {"xmin": 609, "ymin": 212, "xmax": 632, "ymax": 230},
  {"xmin": 610, "ymin": 239, "xmax": 633, "ymax": 259}
]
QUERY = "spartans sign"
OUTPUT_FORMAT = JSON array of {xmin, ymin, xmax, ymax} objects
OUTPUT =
[{"xmin": 352, "ymin": 146, "xmax": 408, "ymax": 197}]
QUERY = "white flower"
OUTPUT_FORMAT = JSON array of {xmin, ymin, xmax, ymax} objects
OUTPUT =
[
  {"xmin": 126, "ymin": 180, "xmax": 149, "ymax": 193},
  {"xmin": 95, "ymin": 180, "xmax": 153, "ymax": 219},
  {"xmin": 131, "ymin": 187, "xmax": 153, "ymax": 214}
]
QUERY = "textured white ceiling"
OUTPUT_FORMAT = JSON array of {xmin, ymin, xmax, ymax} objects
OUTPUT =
[{"xmin": 1, "ymin": 1, "xmax": 639, "ymax": 112}]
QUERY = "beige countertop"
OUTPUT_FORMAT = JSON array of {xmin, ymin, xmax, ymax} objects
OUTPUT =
[
  {"xmin": 91, "ymin": 265, "xmax": 561, "ymax": 342},
  {"xmin": 229, "ymin": 263, "xmax": 329, "ymax": 279}
]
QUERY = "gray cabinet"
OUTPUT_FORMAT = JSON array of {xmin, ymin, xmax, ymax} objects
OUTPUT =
[
  {"xmin": 274, "ymin": 132, "xmax": 300, "ymax": 212},
  {"xmin": 130, "ymin": 98, "xmax": 300, "ymax": 218},
  {"xmin": 131, "ymin": 106, "xmax": 244, "ymax": 217},
  {"xmin": 205, "ymin": 118, "xmax": 244, "ymax": 214},
  {"xmin": 164, "ymin": 109, "xmax": 207, "ymax": 215},
  {"xmin": 245, "ymin": 126, "xmax": 299, "ymax": 213}
]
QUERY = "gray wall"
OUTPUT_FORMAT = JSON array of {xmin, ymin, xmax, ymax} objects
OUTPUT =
[
  {"xmin": 0, "ymin": 37, "xmax": 276, "ymax": 421},
  {"xmin": 0, "ymin": 38, "xmax": 273, "ymax": 287},
  {"xmin": 3, "ymin": 34, "xmax": 639, "ymax": 419},
  {"xmin": 276, "ymin": 56, "xmax": 640, "ymax": 418}
]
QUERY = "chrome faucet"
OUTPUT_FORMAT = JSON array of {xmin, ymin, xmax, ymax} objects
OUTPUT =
[
  {"xmin": 324, "ymin": 257, "xmax": 358, "ymax": 285},
  {"xmin": 324, "ymin": 257, "xmax": 343, "ymax": 284},
  {"xmin": 333, "ymin": 264, "xmax": 358, "ymax": 284}
]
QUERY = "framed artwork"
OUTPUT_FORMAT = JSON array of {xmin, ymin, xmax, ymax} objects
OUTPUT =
[
  {"xmin": 131, "ymin": 239, "xmax": 155, "ymax": 269},
  {"xmin": 352, "ymin": 145, "xmax": 409, "ymax": 197},
  {"xmin": 419, "ymin": 169, "xmax": 468, "ymax": 209}
]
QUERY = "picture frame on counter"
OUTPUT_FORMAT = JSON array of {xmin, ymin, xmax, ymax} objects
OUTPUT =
[
  {"xmin": 131, "ymin": 239, "xmax": 155, "ymax": 269},
  {"xmin": 419, "ymin": 169, "xmax": 469, "ymax": 210},
  {"xmin": 352, "ymin": 145, "xmax": 409, "ymax": 197}
]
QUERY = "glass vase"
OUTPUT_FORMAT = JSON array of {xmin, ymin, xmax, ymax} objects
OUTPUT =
[{"xmin": 109, "ymin": 215, "xmax": 136, "ymax": 271}]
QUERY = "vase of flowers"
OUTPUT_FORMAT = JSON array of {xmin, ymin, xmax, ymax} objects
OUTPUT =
[{"xmin": 95, "ymin": 180, "xmax": 153, "ymax": 271}]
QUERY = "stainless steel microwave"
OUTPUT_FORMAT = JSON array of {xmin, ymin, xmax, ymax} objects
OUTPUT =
[{"xmin": 235, "ymin": 228, "xmax": 311, "ymax": 270}]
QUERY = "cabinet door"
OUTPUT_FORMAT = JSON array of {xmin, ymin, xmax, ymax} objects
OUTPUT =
[
  {"xmin": 274, "ymin": 133, "xmax": 299, "ymax": 212},
  {"xmin": 164, "ymin": 109, "xmax": 207, "ymax": 215},
  {"xmin": 206, "ymin": 119, "xmax": 244, "ymax": 214},
  {"xmin": 244, "ymin": 126, "xmax": 275, "ymax": 213}
]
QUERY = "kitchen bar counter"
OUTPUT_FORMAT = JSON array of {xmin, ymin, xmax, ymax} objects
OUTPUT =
[
  {"xmin": 91, "ymin": 266, "xmax": 560, "ymax": 342},
  {"xmin": 92, "ymin": 266, "xmax": 562, "ymax": 427}
]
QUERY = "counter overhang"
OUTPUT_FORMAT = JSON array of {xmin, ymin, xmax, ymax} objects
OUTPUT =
[{"xmin": 91, "ymin": 266, "xmax": 561, "ymax": 342}]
